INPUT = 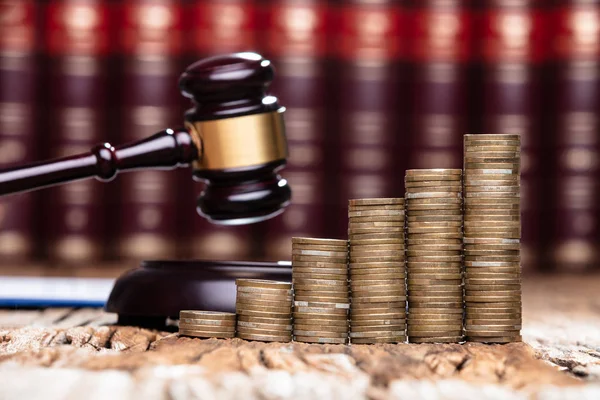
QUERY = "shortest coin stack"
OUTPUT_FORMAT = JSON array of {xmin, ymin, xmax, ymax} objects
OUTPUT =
[
  {"xmin": 235, "ymin": 279, "xmax": 293, "ymax": 342},
  {"xmin": 292, "ymin": 237, "xmax": 350, "ymax": 344},
  {"xmin": 179, "ymin": 310, "xmax": 236, "ymax": 338}
]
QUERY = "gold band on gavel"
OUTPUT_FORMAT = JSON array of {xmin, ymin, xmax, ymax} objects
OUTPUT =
[{"xmin": 186, "ymin": 109, "xmax": 288, "ymax": 171}]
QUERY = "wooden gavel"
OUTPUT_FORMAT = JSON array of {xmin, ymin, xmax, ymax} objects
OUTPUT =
[{"xmin": 0, "ymin": 52, "xmax": 291, "ymax": 224}]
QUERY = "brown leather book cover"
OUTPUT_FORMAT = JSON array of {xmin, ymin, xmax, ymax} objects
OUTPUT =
[
  {"xmin": 328, "ymin": 0, "xmax": 406, "ymax": 239},
  {"xmin": 476, "ymin": 0, "xmax": 549, "ymax": 272},
  {"xmin": 548, "ymin": 1, "xmax": 600, "ymax": 271},
  {"xmin": 255, "ymin": 0, "xmax": 329, "ymax": 260},
  {"xmin": 43, "ymin": 0, "xmax": 112, "ymax": 264},
  {"xmin": 0, "ymin": 0, "xmax": 38, "ymax": 263},
  {"xmin": 181, "ymin": 0, "xmax": 259, "ymax": 260},
  {"xmin": 116, "ymin": 0, "xmax": 183, "ymax": 261},
  {"xmin": 407, "ymin": 0, "xmax": 474, "ymax": 172}
]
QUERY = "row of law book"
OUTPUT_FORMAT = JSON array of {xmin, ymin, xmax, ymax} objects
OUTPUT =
[{"xmin": 0, "ymin": 0, "xmax": 599, "ymax": 274}]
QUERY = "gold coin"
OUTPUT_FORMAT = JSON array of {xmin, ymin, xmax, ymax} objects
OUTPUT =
[
  {"xmin": 237, "ymin": 315, "xmax": 291, "ymax": 325},
  {"xmin": 405, "ymin": 180, "xmax": 463, "ymax": 188},
  {"xmin": 236, "ymin": 292, "xmax": 293, "ymax": 302},
  {"xmin": 349, "ymin": 217, "xmax": 405, "ymax": 224},
  {"xmin": 236, "ymin": 287, "xmax": 293, "ymax": 298},
  {"xmin": 406, "ymin": 192, "xmax": 462, "ymax": 200},
  {"xmin": 350, "ymin": 337, "xmax": 406, "ymax": 344},
  {"xmin": 292, "ymin": 267, "xmax": 348, "ymax": 276},
  {"xmin": 294, "ymin": 336, "xmax": 347, "ymax": 344},
  {"xmin": 350, "ymin": 280, "xmax": 405, "ymax": 288},
  {"xmin": 351, "ymin": 274, "xmax": 406, "ymax": 281},
  {"xmin": 463, "ymin": 232, "xmax": 521, "ymax": 239},
  {"xmin": 464, "ymin": 329, "xmax": 521, "ymax": 337},
  {"xmin": 294, "ymin": 306, "xmax": 348, "ymax": 314},
  {"xmin": 464, "ymin": 296, "xmax": 521, "ymax": 303},
  {"xmin": 350, "ymin": 312, "xmax": 406, "ymax": 320},
  {"xmin": 293, "ymin": 317, "xmax": 348, "ymax": 327},
  {"xmin": 407, "ymin": 279, "xmax": 462, "ymax": 286},
  {"xmin": 406, "ymin": 196, "xmax": 462, "ymax": 204},
  {"xmin": 237, "ymin": 309, "xmax": 292, "ymax": 318},
  {"xmin": 464, "ymin": 261, "xmax": 520, "ymax": 268},
  {"xmin": 409, "ymin": 307, "xmax": 463, "ymax": 314},
  {"xmin": 350, "ymin": 257, "xmax": 406, "ymax": 264},
  {"xmin": 348, "ymin": 205, "xmax": 405, "ymax": 212},
  {"xmin": 237, "ymin": 332, "xmax": 292, "ymax": 342},
  {"xmin": 179, "ymin": 318, "xmax": 236, "ymax": 327},
  {"xmin": 465, "ymin": 289, "xmax": 521, "ymax": 296},
  {"xmin": 465, "ymin": 256, "xmax": 520, "ymax": 263},
  {"xmin": 237, "ymin": 320, "xmax": 293, "ymax": 330},
  {"xmin": 408, "ymin": 257, "xmax": 463, "ymax": 263},
  {"xmin": 292, "ymin": 255, "xmax": 348, "ymax": 263},
  {"xmin": 351, "ymin": 325, "xmax": 406, "ymax": 334},
  {"xmin": 409, "ymin": 336, "xmax": 463, "ymax": 343},
  {"xmin": 465, "ymin": 313, "xmax": 521, "ymax": 320},
  {"xmin": 292, "ymin": 244, "xmax": 349, "ymax": 253},
  {"xmin": 293, "ymin": 330, "xmax": 348, "ymax": 338},
  {"xmin": 350, "ymin": 261, "xmax": 405, "ymax": 269},
  {"xmin": 407, "ymin": 301, "xmax": 463, "ymax": 308},
  {"xmin": 406, "ymin": 323, "xmax": 463, "ymax": 331},
  {"xmin": 236, "ymin": 326, "xmax": 292, "ymax": 336},
  {"xmin": 406, "ymin": 168, "xmax": 462, "ymax": 176},
  {"xmin": 179, "ymin": 310, "xmax": 236, "ymax": 320},
  {"xmin": 236, "ymin": 303, "xmax": 291, "ymax": 314},
  {"xmin": 463, "ymin": 168, "xmax": 518, "ymax": 176},
  {"xmin": 465, "ymin": 302, "xmax": 521, "ymax": 309},
  {"xmin": 407, "ymin": 330, "xmax": 463, "ymax": 337},
  {"xmin": 405, "ymin": 204, "xmax": 462, "ymax": 211},
  {"xmin": 292, "ymin": 249, "xmax": 348, "ymax": 258},
  {"xmin": 349, "ymin": 233, "xmax": 405, "ymax": 241},
  {"xmin": 179, "ymin": 329, "xmax": 235, "ymax": 338},
  {"xmin": 351, "ymin": 243, "xmax": 404, "ymax": 251},
  {"xmin": 348, "ymin": 210, "xmax": 405, "ymax": 218},
  {"xmin": 293, "ymin": 278, "xmax": 348, "ymax": 286},
  {"xmin": 406, "ymin": 250, "xmax": 462, "ymax": 258},
  {"xmin": 407, "ymin": 317, "xmax": 463, "ymax": 325},
  {"xmin": 292, "ymin": 237, "xmax": 348, "ymax": 246},
  {"xmin": 405, "ymin": 175, "xmax": 461, "ymax": 183},
  {"xmin": 405, "ymin": 186, "xmax": 462, "ymax": 193},
  {"xmin": 350, "ymin": 238, "xmax": 405, "ymax": 246},
  {"xmin": 348, "ymin": 228, "xmax": 405, "ymax": 235},
  {"xmin": 464, "ymin": 215, "xmax": 520, "ymax": 222},
  {"xmin": 349, "ymin": 198, "xmax": 404, "ymax": 206},
  {"xmin": 407, "ymin": 216, "xmax": 463, "ymax": 223},
  {"xmin": 463, "ymin": 244, "xmax": 521, "ymax": 252},
  {"xmin": 465, "ymin": 319, "xmax": 521, "ymax": 325},
  {"xmin": 351, "ymin": 318, "xmax": 406, "ymax": 326},
  {"xmin": 349, "ymin": 330, "xmax": 406, "ymax": 338},
  {"xmin": 407, "ymin": 285, "xmax": 462, "ymax": 292},
  {"xmin": 408, "ymin": 268, "xmax": 461, "ymax": 275},
  {"xmin": 178, "ymin": 324, "xmax": 236, "ymax": 333},
  {"xmin": 408, "ymin": 289, "xmax": 462, "ymax": 296},
  {"xmin": 294, "ymin": 295, "xmax": 350, "ymax": 303},
  {"xmin": 408, "ymin": 209, "xmax": 462, "ymax": 216},
  {"xmin": 294, "ymin": 323, "xmax": 349, "ymax": 333},
  {"xmin": 293, "ymin": 301, "xmax": 349, "ymax": 309},
  {"xmin": 408, "ymin": 296, "xmax": 463, "ymax": 303},
  {"xmin": 465, "ymin": 284, "xmax": 521, "ymax": 291},
  {"xmin": 407, "ymin": 261, "xmax": 462, "ymax": 267},
  {"xmin": 293, "ymin": 285, "xmax": 349, "ymax": 294},
  {"xmin": 464, "ymin": 274, "xmax": 520, "ymax": 281},
  {"xmin": 236, "ymin": 279, "xmax": 291, "ymax": 290},
  {"xmin": 350, "ymin": 302, "xmax": 406, "ymax": 310},
  {"xmin": 292, "ymin": 311, "xmax": 349, "ymax": 320},
  {"xmin": 464, "ymin": 237, "xmax": 519, "ymax": 244},
  {"xmin": 294, "ymin": 289, "xmax": 349, "ymax": 297},
  {"xmin": 463, "ymin": 149, "xmax": 519, "ymax": 156},
  {"xmin": 293, "ymin": 273, "xmax": 348, "ymax": 281},
  {"xmin": 464, "ymin": 197, "xmax": 520, "ymax": 205},
  {"xmin": 350, "ymin": 249, "xmax": 405, "ymax": 257},
  {"xmin": 236, "ymin": 298, "xmax": 292, "ymax": 309}
]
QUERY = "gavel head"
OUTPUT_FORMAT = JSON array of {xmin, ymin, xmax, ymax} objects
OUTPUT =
[{"xmin": 179, "ymin": 52, "xmax": 291, "ymax": 225}]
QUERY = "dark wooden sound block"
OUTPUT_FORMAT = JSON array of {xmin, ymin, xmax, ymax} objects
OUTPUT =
[{"xmin": 105, "ymin": 260, "xmax": 291, "ymax": 329}]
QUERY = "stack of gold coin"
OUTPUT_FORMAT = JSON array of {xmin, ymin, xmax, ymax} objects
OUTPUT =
[
  {"xmin": 291, "ymin": 237, "xmax": 349, "ymax": 344},
  {"xmin": 463, "ymin": 134, "xmax": 522, "ymax": 343},
  {"xmin": 348, "ymin": 198, "xmax": 407, "ymax": 344},
  {"xmin": 235, "ymin": 279, "xmax": 293, "ymax": 342},
  {"xmin": 178, "ymin": 310, "xmax": 236, "ymax": 338},
  {"xmin": 405, "ymin": 169, "xmax": 464, "ymax": 343}
]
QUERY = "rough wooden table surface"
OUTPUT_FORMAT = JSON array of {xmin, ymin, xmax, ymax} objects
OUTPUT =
[{"xmin": 0, "ymin": 274, "xmax": 599, "ymax": 399}]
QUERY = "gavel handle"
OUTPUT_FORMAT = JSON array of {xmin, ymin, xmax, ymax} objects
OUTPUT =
[{"xmin": 0, "ymin": 128, "xmax": 198, "ymax": 196}]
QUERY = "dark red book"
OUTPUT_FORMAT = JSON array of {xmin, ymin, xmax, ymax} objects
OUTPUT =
[
  {"xmin": 43, "ymin": 0, "xmax": 111, "ymax": 264},
  {"xmin": 255, "ymin": 0, "xmax": 329, "ymax": 260},
  {"xmin": 0, "ymin": 0, "xmax": 38, "ymax": 263},
  {"xmin": 407, "ymin": 0, "xmax": 474, "ymax": 171},
  {"xmin": 116, "ymin": 0, "xmax": 184, "ymax": 261},
  {"xmin": 477, "ymin": 0, "xmax": 549, "ymax": 273},
  {"xmin": 328, "ymin": 0, "xmax": 405, "ymax": 239},
  {"xmin": 548, "ymin": 1, "xmax": 600, "ymax": 271},
  {"xmin": 181, "ymin": 0, "xmax": 259, "ymax": 260}
]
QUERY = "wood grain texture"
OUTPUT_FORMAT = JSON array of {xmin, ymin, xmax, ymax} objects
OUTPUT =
[{"xmin": 0, "ymin": 275, "xmax": 599, "ymax": 399}]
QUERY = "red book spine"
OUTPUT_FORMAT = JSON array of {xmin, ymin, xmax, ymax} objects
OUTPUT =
[
  {"xmin": 549, "ymin": 1, "xmax": 600, "ymax": 271},
  {"xmin": 116, "ymin": 0, "xmax": 183, "ymax": 260},
  {"xmin": 43, "ymin": 0, "xmax": 111, "ymax": 264},
  {"xmin": 478, "ymin": 0, "xmax": 549, "ymax": 272},
  {"xmin": 329, "ymin": 0, "xmax": 405, "ymax": 239},
  {"xmin": 408, "ymin": 0, "xmax": 474, "ymax": 170},
  {"xmin": 257, "ymin": 0, "xmax": 329, "ymax": 260},
  {"xmin": 0, "ymin": 0, "xmax": 38, "ymax": 263},
  {"xmin": 182, "ymin": 0, "xmax": 259, "ymax": 260}
]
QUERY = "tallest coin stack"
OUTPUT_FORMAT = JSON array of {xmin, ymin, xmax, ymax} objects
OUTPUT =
[{"xmin": 463, "ymin": 134, "xmax": 522, "ymax": 343}]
